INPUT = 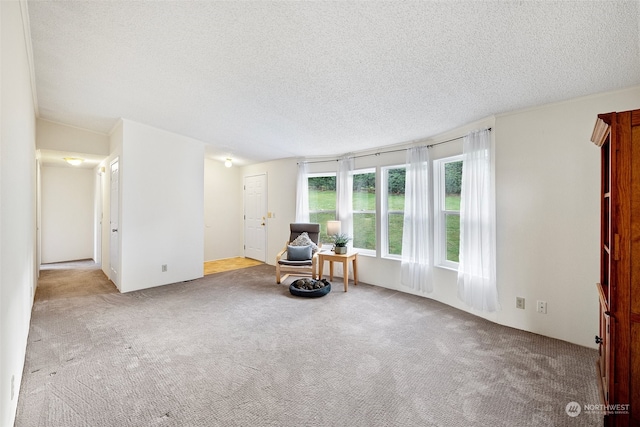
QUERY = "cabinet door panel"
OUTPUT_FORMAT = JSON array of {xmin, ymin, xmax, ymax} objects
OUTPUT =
[
  {"xmin": 631, "ymin": 321, "xmax": 640, "ymax": 424},
  {"xmin": 631, "ymin": 125, "xmax": 640, "ymax": 314}
]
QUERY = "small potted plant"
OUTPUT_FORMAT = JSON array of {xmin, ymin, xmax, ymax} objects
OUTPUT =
[{"xmin": 333, "ymin": 233, "xmax": 352, "ymax": 254}]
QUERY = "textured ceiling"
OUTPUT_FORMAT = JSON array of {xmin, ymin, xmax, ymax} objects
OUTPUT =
[{"xmin": 27, "ymin": 1, "xmax": 640, "ymax": 165}]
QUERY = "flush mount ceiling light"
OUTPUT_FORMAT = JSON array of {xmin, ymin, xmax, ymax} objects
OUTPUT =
[
  {"xmin": 224, "ymin": 158, "xmax": 232, "ymax": 168},
  {"xmin": 64, "ymin": 157, "xmax": 84, "ymax": 166}
]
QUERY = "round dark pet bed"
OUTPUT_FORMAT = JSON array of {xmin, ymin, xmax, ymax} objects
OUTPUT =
[{"xmin": 289, "ymin": 278, "xmax": 331, "ymax": 298}]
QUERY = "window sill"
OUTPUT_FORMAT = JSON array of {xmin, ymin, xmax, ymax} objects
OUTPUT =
[
  {"xmin": 354, "ymin": 249, "xmax": 376, "ymax": 258},
  {"xmin": 436, "ymin": 264, "xmax": 459, "ymax": 273}
]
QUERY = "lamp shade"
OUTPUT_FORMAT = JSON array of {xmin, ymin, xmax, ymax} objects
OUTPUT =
[{"xmin": 326, "ymin": 220, "xmax": 341, "ymax": 236}]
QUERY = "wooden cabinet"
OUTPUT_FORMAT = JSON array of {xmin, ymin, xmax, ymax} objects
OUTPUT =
[{"xmin": 591, "ymin": 108, "xmax": 640, "ymax": 426}]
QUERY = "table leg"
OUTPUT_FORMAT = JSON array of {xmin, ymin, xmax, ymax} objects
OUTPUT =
[
  {"xmin": 318, "ymin": 257, "xmax": 324, "ymax": 280},
  {"xmin": 329, "ymin": 261, "xmax": 334, "ymax": 281},
  {"xmin": 343, "ymin": 259, "xmax": 349, "ymax": 292},
  {"xmin": 352, "ymin": 255, "xmax": 358, "ymax": 286}
]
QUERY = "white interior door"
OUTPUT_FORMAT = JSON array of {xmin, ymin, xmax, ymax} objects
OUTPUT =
[
  {"xmin": 244, "ymin": 174, "xmax": 267, "ymax": 262},
  {"xmin": 94, "ymin": 167, "xmax": 103, "ymax": 266},
  {"xmin": 36, "ymin": 159, "xmax": 41, "ymax": 276},
  {"xmin": 109, "ymin": 159, "xmax": 120, "ymax": 287}
]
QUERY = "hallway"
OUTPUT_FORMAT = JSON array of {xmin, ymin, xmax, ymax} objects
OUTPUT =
[{"xmin": 37, "ymin": 260, "xmax": 117, "ymax": 300}]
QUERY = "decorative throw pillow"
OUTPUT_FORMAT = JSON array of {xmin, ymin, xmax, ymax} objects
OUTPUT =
[
  {"xmin": 290, "ymin": 232, "xmax": 319, "ymax": 253},
  {"xmin": 287, "ymin": 244, "xmax": 312, "ymax": 261}
]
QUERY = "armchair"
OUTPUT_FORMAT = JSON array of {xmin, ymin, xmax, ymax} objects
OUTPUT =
[{"xmin": 276, "ymin": 223, "xmax": 320, "ymax": 284}]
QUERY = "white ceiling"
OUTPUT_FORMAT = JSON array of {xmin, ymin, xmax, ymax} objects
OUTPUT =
[{"xmin": 27, "ymin": 1, "xmax": 640, "ymax": 165}]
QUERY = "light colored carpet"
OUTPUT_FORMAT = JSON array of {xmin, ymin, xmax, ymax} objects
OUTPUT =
[
  {"xmin": 16, "ymin": 261, "xmax": 601, "ymax": 426},
  {"xmin": 203, "ymin": 257, "xmax": 263, "ymax": 276}
]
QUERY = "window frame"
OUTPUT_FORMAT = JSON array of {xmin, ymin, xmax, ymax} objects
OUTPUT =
[
  {"xmin": 434, "ymin": 155, "xmax": 463, "ymax": 270},
  {"xmin": 352, "ymin": 167, "xmax": 376, "ymax": 256},
  {"xmin": 381, "ymin": 164, "xmax": 405, "ymax": 259}
]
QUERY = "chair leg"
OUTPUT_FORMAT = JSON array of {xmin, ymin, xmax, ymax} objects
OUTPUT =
[{"xmin": 276, "ymin": 264, "xmax": 281, "ymax": 284}]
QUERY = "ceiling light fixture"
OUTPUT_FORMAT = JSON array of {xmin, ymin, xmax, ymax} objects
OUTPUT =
[
  {"xmin": 224, "ymin": 158, "xmax": 232, "ymax": 168},
  {"xmin": 64, "ymin": 157, "xmax": 84, "ymax": 166}
]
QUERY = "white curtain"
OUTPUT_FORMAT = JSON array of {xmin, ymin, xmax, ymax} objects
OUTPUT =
[
  {"xmin": 295, "ymin": 161, "xmax": 310, "ymax": 223},
  {"xmin": 457, "ymin": 129, "xmax": 498, "ymax": 312},
  {"xmin": 401, "ymin": 146, "xmax": 433, "ymax": 293},
  {"xmin": 336, "ymin": 155, "xmax": 354, "ymax": 243}
]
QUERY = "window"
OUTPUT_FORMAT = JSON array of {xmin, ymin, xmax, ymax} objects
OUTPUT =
[
  {"xmin": 352, "ymin": 168, "xmax": 376, "ymax": 252},
  {"xmin": 382, "ymin": 166, "xmax": 405, "ymax": 257},
  {"xmin": 435, "ymin": 156, "xmax": 462, "ymax": 268},
  {"xmin": 308, "ymin": 173, "xmax": 336, "ymax": 244}
]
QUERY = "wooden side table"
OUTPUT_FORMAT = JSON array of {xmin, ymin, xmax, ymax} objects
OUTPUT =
[{"xmin": 317, "ymin": 250, "xmax": 358, "ymax": 292}]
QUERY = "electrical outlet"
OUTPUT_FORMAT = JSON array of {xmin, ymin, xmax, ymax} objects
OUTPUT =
[
  {"xmin": 516, "ymin": 297, "xmax": 525, "ymax": 310},
  {"xmin": 537, "ymin": 300, "xmax": 547, "ymax": 314},
  {"xmin": 161, "ymin": 264, "xmax": 167, "ymax": 272}
]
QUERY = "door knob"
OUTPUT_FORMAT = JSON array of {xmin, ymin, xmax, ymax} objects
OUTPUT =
[
  {"xmin": 595, "ymin": 335, "xmax": 603, "ymax": 345},
  {"xmin": 261, "ymin": 223, "xmax": 265, "ymax": 226},
  {"xmin": 112, "ymin": 229, "xmax": 118, "ymax": 232}
]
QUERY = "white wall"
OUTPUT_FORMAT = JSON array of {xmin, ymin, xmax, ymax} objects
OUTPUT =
[
  {"xmin": 40, "ymin": 166, "xmax": 94, "ymax": 263},
  {"xmin": 252, "ymin": 86, "xmax": 640, "ymax": 348},
  {"xmin": 0, "ymin": 2, "xmax": 37, "ymax": 426},
  {"xmin": 494, "ymin": 86, "xmax": 640, "ymax": 348},
  {"xmin": 204, "ymin": 158, "xmax": 243, "ymax": 261},
  {"xmin": 36, "ymin": 118, "xmax": 109, "ymax": 156},
  {"xmin": 116, "ymin": 120, "xmax": 205, "ymax": 293}
]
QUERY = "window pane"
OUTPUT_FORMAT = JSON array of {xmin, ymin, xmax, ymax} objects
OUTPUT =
[
  {"xmin": 445, "ymin": 213, "xmax": 460, "ymax": 262},
  {"xmin": 353, "ymin": 213, "xmax": 376, "ymax": 250},
  {"xmin": 444, "ymin": 161, "xmax": 462, "ymax": 210},
  {"xmin": 308, "ymin": 176, "xmax": 336, "ymax": 211},
  {"xmin": 353, "ymin": 172, "xmax": 375, "ymax": 211},
  {"xmin": 388, "ymin": 212, "xmax": 404, "ymax": 255},
  {"xmin": 387, "ymin": 168, "xmax": 405, "ymax": 209},
  {"xmin": 385, "ymin": 167, "xmax": 405, "ymax": 256},
  {"xmin": 308, "ymin": 175, "xmax": 336, "ymax": 244},
  {"xmin": 353, "ymin": 171, "xmax": 376, "ymax": 250}
]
